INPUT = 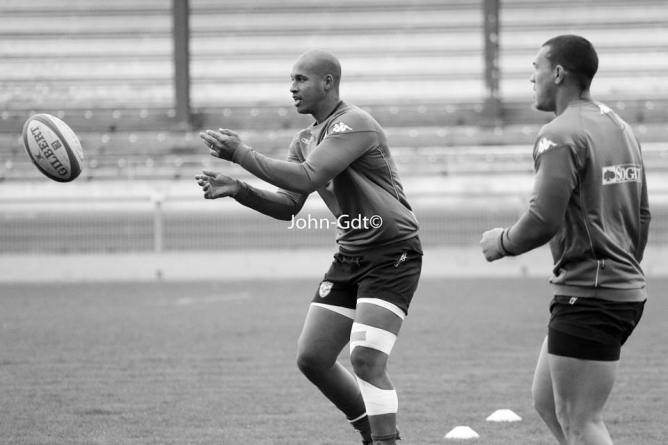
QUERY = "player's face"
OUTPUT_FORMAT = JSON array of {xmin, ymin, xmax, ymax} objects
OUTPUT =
[
  {"xmin": 530, "ymin": 45, "xmax": 557, "ymax": 112},
  {"xmin": 290, "ymin": 61, "xmax": 327, "ymax": 117}
]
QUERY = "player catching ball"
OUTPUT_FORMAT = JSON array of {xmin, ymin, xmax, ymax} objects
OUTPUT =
[
  {"xmin": 480, "ymin": 35, "xmax": 650, "ymax": 445},
  {"xmin": 196, "ymin": 49, "xmax": 422, "ymax": 445}
]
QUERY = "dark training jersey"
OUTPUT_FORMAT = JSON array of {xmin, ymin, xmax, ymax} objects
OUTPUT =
[
  {"xmin": 231, "ymin": 101, "xmax": 419, "ymax": 252},
  {"xmin": 502, "ymin": 100, "xmax": 650, "ymax": 302}
]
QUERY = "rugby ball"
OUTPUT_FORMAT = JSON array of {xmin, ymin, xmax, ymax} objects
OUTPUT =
[{"xmin": 22, "ymin": 114, "xmax": 84, "ymax": 182}]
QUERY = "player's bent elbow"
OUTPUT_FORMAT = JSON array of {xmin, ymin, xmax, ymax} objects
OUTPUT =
[
  {"xmin": 276, "ymin": 213, "xmax": 295, "ymax": 222},
  {"xmin": 261, "ymin": 209, "xmax": 294, "ymax": 221},
  {"xmin": 529, "ymin": 223, "xmax": 561, "ymax": 247},
  {"xmin": 283, "ymin": 176, "xmax": 324, "ymax": 195},
  {"xmin": 288, "ymin": 183, "xmax": 319, "ymax": 195}
]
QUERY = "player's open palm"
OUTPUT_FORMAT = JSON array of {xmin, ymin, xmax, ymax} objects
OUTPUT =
[{"xmin": 195, "ymin": 170, "xmax": 239, "ymax": 199}]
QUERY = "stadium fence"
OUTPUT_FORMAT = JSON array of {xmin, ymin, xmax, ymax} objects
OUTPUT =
[{"xmin": 2, "ymin": 180, "xmax": 667, "ymax": 254}]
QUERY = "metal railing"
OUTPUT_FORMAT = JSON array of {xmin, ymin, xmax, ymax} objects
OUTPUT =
[{"xmin": 2, "ymin": 185, "xmax": 667, "ymax": 254}]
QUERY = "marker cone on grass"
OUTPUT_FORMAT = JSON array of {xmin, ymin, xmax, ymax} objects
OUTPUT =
[
  {"xmin": 486, "ymin": 409, "xmax": 522, "ymax": 422},
  {"xmin": 444, "ymin": 425, "xmax": 480, "ymax": 439}
]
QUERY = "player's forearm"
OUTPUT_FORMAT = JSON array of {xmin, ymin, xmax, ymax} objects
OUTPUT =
[
  {"xmin": 503, "ymin": 157, "xmax": 574, "ymax": 256},
  {"xmin": 233, "ymin": 146, "xmax": 325, "ymax": 194},
  {"xmin": 503, "ymin": 208, "xmax": 561, "ymax": 255},
  {"xmin": 637, "ymin": 211, "xmax": 651, "ymax": 262},
  {"xmin": 636, "ymin": 175, "xmax": 651, "ymax": 262},
  {"xmin": 234, "ymin": 181, "xmax": 302, "ymax": 221}
]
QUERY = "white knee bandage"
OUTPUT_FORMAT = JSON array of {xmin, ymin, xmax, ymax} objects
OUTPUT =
[
  {"xmin": 356, "ymin": 378, "xmax": 398, "ymax": 415},
  {"xmin": 349, "ymin": 322, "xmax": 397, "ymax": 356}
]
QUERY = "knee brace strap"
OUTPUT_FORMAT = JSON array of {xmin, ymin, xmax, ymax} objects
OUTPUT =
[
  {"xmin": 356, "ymin": 378, "xmax": 398, "ymax": 416},
  {"xmin": 350, "ymin": 322, "xmax": 397, "ymax": 356}
]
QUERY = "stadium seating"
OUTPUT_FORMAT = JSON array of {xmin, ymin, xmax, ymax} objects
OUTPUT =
[{"xmin": 1, "ymin": 0, "xmax": 667, "ymax": 181}]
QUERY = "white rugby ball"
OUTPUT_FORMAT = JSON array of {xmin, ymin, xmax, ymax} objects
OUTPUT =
[{"xmin": 22, "ymin": 113, "xmax": 84, "ymax": 182}]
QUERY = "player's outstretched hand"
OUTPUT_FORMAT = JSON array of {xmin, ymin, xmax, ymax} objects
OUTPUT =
[
  {"xmin": 480, "ymin": 227, "xmax": 505, "ymax": 262},
  {"xmin": 199, "ymin": 128, "xmax": 245, "ymax": 162},
  {"xmin": 195, "ymin": 170, "xmax": 240, "ymax": 199}
]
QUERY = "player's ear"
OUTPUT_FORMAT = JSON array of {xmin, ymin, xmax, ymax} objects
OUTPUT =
[
  {"xmin": 323, "ymin": 74, "xmax": 334, "ymax": 90},
  {"xmin": 554, "ymin": 65, "xmax": 566, "ymax": 85}
]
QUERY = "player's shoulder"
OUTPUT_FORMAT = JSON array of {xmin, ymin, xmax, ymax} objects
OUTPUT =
[
  {"xmin": 327, "ymin": 102, "xmax": 377, "ymax": 134},
  {"xmin": 534, "ymin": 121, "xmax": 572, "ymax": 158},
  {"xmin": 588, "ymin": 100, "xmax": 634, "ymax": 131},
  {"xmin": 534, "ymin": 105, "xmax": 588, "ymax": 156},
  {"xmin": 544, "ymin": 105, "xmax": 583, "ymax": 134}
]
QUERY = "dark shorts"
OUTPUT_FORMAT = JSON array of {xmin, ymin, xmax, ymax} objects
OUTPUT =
[
  {"xmin": 311, "ymin": 236, "xmax": 423, "ymax": 316},
  {"xmin": 547, "ymin": 295, "xmax": 646, "ymax": 361}
]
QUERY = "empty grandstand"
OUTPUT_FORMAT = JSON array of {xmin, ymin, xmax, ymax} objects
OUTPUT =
[{"xmin": 1, "ymin": 0, "xmax": 667, "ymax": 181}]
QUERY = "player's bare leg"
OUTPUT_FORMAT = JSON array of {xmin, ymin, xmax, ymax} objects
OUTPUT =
[
  {"xmin": 350, "ymin": 300, "xmax": 404, "ymax": 445},
  {"xmin": 296, "ymin": 304, "xmax": 371, "ymax": 441},
  {"xmin": 532, "ymin": 337, "xmax": 568, "ymax": 445},
  {"xmin": 549, "ymin": 354, "xmax": 617, "ymax": 445}
]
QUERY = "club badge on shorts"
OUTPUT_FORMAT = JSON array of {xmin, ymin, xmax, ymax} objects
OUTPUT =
[{"xmin": 319, "ymin": 281, "xmax": 333, "ymax": 298}]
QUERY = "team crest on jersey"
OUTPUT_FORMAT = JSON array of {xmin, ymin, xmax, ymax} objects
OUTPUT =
[
  {"xmin": 329, "ymin": 122, "xmax": 352, "ymax": 134},
  {"xmin": 537, "ymin": 137, "xmax": 558, "ymax": 154},
  {"xmin": 319, "ymin": 281, "xmax": 333, "ymax": 298},
  {"xmin": 602, "ymin": 164, "xmax": 642, "ymax": 185}
]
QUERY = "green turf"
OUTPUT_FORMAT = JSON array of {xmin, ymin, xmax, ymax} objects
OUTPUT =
[{"xmin": 1, "ymin": 278, "xmax": 666, "ymax": 444}]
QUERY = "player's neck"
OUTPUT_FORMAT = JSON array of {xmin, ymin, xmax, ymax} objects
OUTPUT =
[
  {"xmin": 555, "ymin": 90, "xmax": 592, "ymax": 116},
  {"xmin": 313, "ymin": 99, "xmax": 343, "ymax": 124}
]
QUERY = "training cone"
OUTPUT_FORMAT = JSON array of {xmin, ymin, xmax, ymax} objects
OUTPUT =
[
  {"xmin": 486, "ymin": 409, "xmax": 522, "ymax": 422},
  {"xmin": 444, "ymin": 425, "xmax": 480, "ymax": 439}
]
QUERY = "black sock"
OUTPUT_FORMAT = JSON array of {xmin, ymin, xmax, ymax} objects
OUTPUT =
[{"xmin": 349, "ymin": 414, "xmax": 372, "ymax": 442}]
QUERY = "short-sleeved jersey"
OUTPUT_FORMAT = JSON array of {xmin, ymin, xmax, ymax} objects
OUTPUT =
[
  {"xmin": 232, "ymin": 101, "xmax": 419, "ymax": 252},
  {"xmin": 502, "ymin": 100, "xmax": 650, "ymax": 302}
]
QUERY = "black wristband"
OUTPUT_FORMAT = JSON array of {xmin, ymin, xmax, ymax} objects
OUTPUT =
[{"xmin": 498, "ymin": 229, "xmax": 516, "ymax": 257}]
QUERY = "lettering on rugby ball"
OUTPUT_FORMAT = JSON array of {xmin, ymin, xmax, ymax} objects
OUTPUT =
[{"xmin": 22, "ymin": 114, "xmax": 84, "ymax": 182}]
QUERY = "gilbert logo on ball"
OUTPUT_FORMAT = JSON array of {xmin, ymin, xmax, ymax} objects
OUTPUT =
[{"xmin": 22, "ymin": 113, "xmax": 84, "ymax": 182}]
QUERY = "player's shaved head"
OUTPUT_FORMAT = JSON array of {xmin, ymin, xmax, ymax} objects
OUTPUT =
[
  {"xmin": 542, "ymin": 35, "xmax": 598, "ymax": 91},
  {"xmin": 294, "ymin": 49, "xmax": 341, "ymax": 86},
  {"xmin": 290, "ymin": 49, "xmax": 342, "ymax": 122}
]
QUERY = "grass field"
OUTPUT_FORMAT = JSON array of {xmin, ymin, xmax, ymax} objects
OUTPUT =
[{"xmin": 1, "ymin": 277, "xmax": 666, "ymax": 445}]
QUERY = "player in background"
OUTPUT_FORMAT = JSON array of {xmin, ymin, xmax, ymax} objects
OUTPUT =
[
  {"xmin": 480, "ymin": 35, "xmax": 650, "ymax": 445},
  {"xmin": 195, "ymin": 49, "xmax": 422, "ymax": 445}
]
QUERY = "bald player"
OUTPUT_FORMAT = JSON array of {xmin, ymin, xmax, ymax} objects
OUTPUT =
[{"xmin": 196, "ymin": 49, "xmax": 422, "ymax": 445}]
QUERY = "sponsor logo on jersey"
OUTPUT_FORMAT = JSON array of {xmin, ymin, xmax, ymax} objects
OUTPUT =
[
  {"xmin": 329, "ymin": 122, "xmax": 352, "ymax": 134},
  {"xmin": 301, "ymin": 137, "xmax": 313, "ymax": 145},
  {"xmin": 602, "ymin": 164, "xmax": 642, "ymax": 185},
  {"xmin": 318, "ymin": 281, "xmax": 333, "ymax": 298},
  {"xmin": 536, "ymin": 137, "xmax": 558, "ymax": 154}
]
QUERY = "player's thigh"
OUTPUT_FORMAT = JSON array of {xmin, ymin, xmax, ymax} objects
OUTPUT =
[
  {"xmin": 532, "ymin": 336, "xmax": 555, "ymax": 409},
  {"xmin": 297, "ymin": 303, "xmax": 354, "ymax": 363},
  {"xmin": 354, "ymin": 300, "xmax": 403, "ymax": 336},
  {"xmin": 548, "ymin": 353, "xmax": 618, "ymax": 416}
]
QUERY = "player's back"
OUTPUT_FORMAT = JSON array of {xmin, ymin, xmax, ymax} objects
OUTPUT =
[
  {"xmin": 581, "ymin": 101, "xmax": 642, "ymax": 169},
  {"xmin": 565, "ymin": 101, "xmax": 645, "ymax": 223},
  {"xmin": 544, "ymin": 100, "xmax": 649, "ymax": 295}
]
